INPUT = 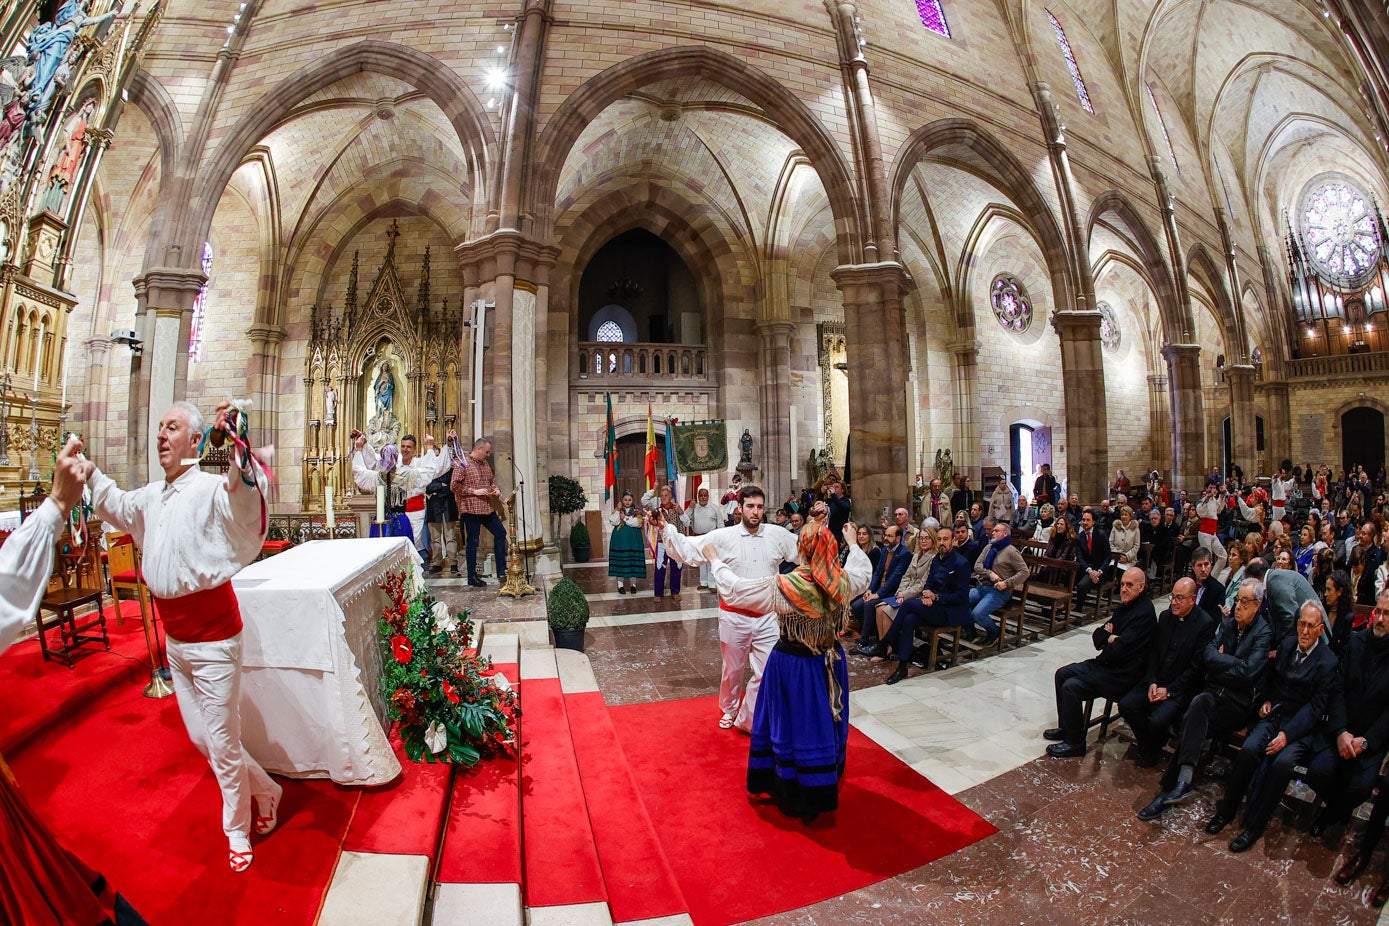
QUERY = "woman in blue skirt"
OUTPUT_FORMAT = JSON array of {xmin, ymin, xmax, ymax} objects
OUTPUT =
[
  {"xmin": 608, "ymin": 491, "xmax": 647, "ymax": 593},
  {"xmin": 706, "ymin": 509, "xmax": 871, "ymax": 819}
]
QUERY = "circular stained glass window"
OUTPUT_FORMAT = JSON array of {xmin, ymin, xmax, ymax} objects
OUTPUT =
[
  {"xmin": 595, "ymin": 320, "xmax": 624, "ymax": 343},
  {"xmin": 1298, "ymin": 174, "xmax": 1382, "ymax": 287},
  {"xmin": 990, "ymin": 275, "xmax": 1033, "ymax": 333},
  {"xmin": 1096, "ymin": 301, "xmax": 1121, "ymax": 353}
]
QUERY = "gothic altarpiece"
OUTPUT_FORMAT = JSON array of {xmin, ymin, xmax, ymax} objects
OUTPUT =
[{"xmin": 302, "ymin": 222, "xmax": 463, "ymax": 511}]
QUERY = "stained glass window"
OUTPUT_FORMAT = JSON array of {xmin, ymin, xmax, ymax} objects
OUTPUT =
[
  {"xmin": 1096, "ymin": 301, "xmax": 1121, "ymax": 353},
  {"xmin": 188, "ymin": 241, "xmax": 212, "ymax": 362},
  {"xmin": 916, "ymin": 0, "xmax": 950, "ymax": 37},
  {"xmin": 595, "ymin": 320, "xmax": 624, "ymax": 343},
  {"xmin": 990, "ymin": 274, "xmax": 1033, "ymax": 332},
  {"xmin": 1298, "ymin": 175, "xmax": 1381, "ymax": 285},
  {"xmin": 1046, "ymin": 10, "xmax": 1093, "ymax": 114},
  {"xmin": 1146, "ymin": 83, "xmax": 1178, "ymax": 174}
]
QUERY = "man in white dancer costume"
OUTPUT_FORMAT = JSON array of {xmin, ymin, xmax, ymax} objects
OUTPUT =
[
  {"xmin": 650, "ymin": 484, "xmax": 799, "ymax": 731},
  {"xmin": 351, "ymin": 428, "xmax": 451, "ymax": 554},
  {"xmin": 88, "ymin": 400, "xmax": 280, "ymax": 873}
]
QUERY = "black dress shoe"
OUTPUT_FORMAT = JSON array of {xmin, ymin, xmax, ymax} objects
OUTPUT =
[
  {"xmin": 885, "ymin": 665, "xmax": 910, "ymax": 685},
  {"xmin": 1046, "ymin": 742, "xmax": 1086, "ymax": 759},
  {"xmin": 852, "ymin": 640, "xmax": 880, "ymax": 657},
  {"xmin": 467, "ymin": 577, "xmax": 486, "ymax": 588},
  {"xmin": 1335, "ymin": 851, "xmax": 1370, "ymax": 885},
  {"xmin": 1205, "ymin": 813, "xmax": 1232, "ymax": 835},
  {"xmin": 1228, "ymin": 829, "xmax": 1262, "ymax": 853},
  {"xmin": 1042, "ymin": 728, "xmax": 1066, "ymax": 742}
]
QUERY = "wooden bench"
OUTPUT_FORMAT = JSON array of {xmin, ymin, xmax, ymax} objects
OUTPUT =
[
  {"xmin": 1021, "ymin": 553, "xmax": 1080, "ymax": 636},
  {"xmin": 1083, "ymin": 697, "xmax": 1118, "ymax": 739}
]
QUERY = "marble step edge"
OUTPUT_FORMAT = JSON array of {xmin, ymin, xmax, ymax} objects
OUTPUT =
[{"xmin": 319, "ymin": 851, "xmax": 429, "ymax": 926}]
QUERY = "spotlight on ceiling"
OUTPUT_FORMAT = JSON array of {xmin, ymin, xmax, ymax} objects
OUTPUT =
[{"xmin": 486, "ymin": 68, "xmax": 507, "ymax": 90}]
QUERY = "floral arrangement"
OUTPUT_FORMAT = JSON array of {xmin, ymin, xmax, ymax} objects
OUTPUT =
[{"xmin": 377, "ymin": 569, "xmax": 521, "ymax": 765}]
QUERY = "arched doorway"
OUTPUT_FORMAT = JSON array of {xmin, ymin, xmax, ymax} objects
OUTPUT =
[
  {"xmin": 1220, "ymin": 415, "xmax": 1266, "ymax": 479},
  {"xmin": 578, "ymin": 229, "xmax": 703, "ymax": 345},
  {"xmin": 1009, "ymin": 420, "xmax": 1050, "ymax": 493},
  {"xmin": 613, "ymin": 433, "xmax": 670, "ymax": 506},
  {"xmin": 1342, "ymin": 407, "xmax": 1386, "ymax": 476}
]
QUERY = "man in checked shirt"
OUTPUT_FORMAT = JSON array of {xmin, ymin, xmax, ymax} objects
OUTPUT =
[{"xmin": 451, "ymin": 437, "xmax": 508, "ymax": 587}]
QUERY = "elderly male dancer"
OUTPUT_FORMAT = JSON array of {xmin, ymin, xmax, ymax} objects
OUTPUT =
[
  {"xmin": 1, "ymin": 438, "xmax": 147, "ymax": 924},
  {"xmin": 89, "ymin": 400, "xmax": 280, "ymax": 872},
  {"xmin": 652, "ymin": 484, "xmax": 799, "ymax": 731},
  {"xmin": 681, "ymin": 485, "xmax": 723, "ymax": 590}
]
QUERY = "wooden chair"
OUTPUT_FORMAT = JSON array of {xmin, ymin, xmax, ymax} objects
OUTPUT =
[
  {"xmin": 1084, "ymin": 563, "xmax": 1120, "ymax": 624},
  {"xmin": 37, "ymin": 529, "xmax": 108, "ymax": 667},
  {"xmin": 919, "ymin": 623, "xmax": 962, "ymax": 672},
  {"xmin": 18, "ymin": 483, "xmax": 47, "ymax": 522},
  {"xmin": 1021, "ymin": 554, "xmax": 1079, "ymax": 636},
  {"xmin": 106, "ymin": 532, "xmax": 149, "ymax": 628}
]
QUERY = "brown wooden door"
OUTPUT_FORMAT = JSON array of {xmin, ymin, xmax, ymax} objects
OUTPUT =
[{"xmin": 614, "ymin": 434, "xmax": 668, "ymax": 506}]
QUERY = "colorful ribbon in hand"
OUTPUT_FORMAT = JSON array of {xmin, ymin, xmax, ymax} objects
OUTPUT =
[{"xmin": 195, "ymin": 402, "xmax": 273, "ymax": 533}]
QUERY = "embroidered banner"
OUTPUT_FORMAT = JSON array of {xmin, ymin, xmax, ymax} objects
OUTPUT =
[{"xmin": 671, "ymin": 420, "xmax": 728, "ymax": 473}]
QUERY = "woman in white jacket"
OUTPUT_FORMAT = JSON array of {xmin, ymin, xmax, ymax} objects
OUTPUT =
[{"xmin": 1110, "ymin": 505, "xmax": 1142, "ymax": 568}]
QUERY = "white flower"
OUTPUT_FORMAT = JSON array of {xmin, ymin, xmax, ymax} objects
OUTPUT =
[
  {"xmin": 493, "ymin": 673, "xmax": 512, "ymax": 693},
  {"xmin": 432, "ymin": 601, "xmax": 457, "ymax": 635},
  {"xmin": 424, "ymin": 720, "xmax": 448, "ymax": 755}
]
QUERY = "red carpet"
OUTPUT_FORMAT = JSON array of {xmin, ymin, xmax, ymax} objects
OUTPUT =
[
  {"xmin": 8, "ymin": 680, "xmax": 359, "ymax": 924},
  {"xmin": 518, "ymin": 678, "xmax": 607, "ymax": 909},
  {"xmin": 341, "ymin": 728, "xmax": 452, "ymax": 861},
  {"xmin": 0, "ymin": 600, "xmax": 150, "ymax": 754},
  {"xmin": 609, "ymin": 695, "xmax": 996, "ymax": 926},
  {"xmin": 565, "ymin": 691, "xmax": 686, "ymax": 923}
]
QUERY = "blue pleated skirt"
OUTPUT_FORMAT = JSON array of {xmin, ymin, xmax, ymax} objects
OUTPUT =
[{"xmin": 747, "ymin": 640, "xmax": 850, "ymax": 817}]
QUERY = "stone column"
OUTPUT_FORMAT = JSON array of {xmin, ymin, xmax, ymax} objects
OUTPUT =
[
  {"xmin": 494, "ymin": 0, "xmax": 553, "ymax": 234},
  {"xmin": 1149, "ymin": 156, "xmax": 1194, "ymax": 341},
  {"xmin": 1031, "ymin": 82, "xmax": 1096, "ymax": 307},
  {"xmin": 129, "ymin": 268, "xmax": 205, "ymax": 481},
  {"xmin": 757, "ymin": 321, "xmax": 795, "ymax": 503},
  {"xmin": 1262, "ymin": 381, "xmax": 1292, "ymax": 469},
  {"xmin": 825, "ymin": 0, "xmax": 893, "ymax": 259},
  {"xmin": 1162, "ymin": 343, "xmax": 1206, "ymax": 492},
  {"xmin": 948, "ymin": 340, "xmax": 979, "ymax": 490},
  {"xmin": 81, "ymin": 336, "xmax": 110, "ymax": 459},
  {"xmin": 1147, "ymin": 372, "xmax": 1170, "ymax": 479},
  {"xmin": 1225, "ymin": 364, "xmax": 1257, "ymax": 477},
  {"xmin": 832, "ymin": 262, "xmax": 912, "ymax": 517},
  {"xmin": 1052, "ymin": 310, "xmax": 1108, "ymax": 502},
  {"xmin": 246, "ymin": 323, "xmax": 286, "ymax": 501}
]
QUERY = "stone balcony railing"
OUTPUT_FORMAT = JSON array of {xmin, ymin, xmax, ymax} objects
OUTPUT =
[
  {"xmin": 1287, "ymin": 351, "xmax": 1389, "ymax": 380},
  {"xmin": 575, "ymin": 341, "xmax": 709, "ymax": 383}
]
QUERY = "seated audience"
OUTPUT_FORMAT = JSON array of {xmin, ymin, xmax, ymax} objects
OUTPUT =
[
  {"xmin": 874, "ymin": 527, "xmax": 971, "ymax": 684},
  {"xmin": 1033, "ymin": 503, "xmax": 1057, "ymax": 543},
  {"xmin": 848, "ymin": 525, "xmax": 908, "ymax": 648},
  {"xmin": 1011, "ymin": 493, "xmax": 1036, "ymax": 536},
  {"xmin": 1110, "ymin": 505, "xmax": 1141, "ymax": 568},
  {"xmin": 1191, "ymin": 548, "xmax": 1225, "ymax": 621},
  {"xmin": 1118, "ymin": 577, "xmax": 1215, "ymax": 766},
  {"xmin": 1138, "ymin": 578, "xmax": 1272, "ymax": 820},
  {"xmin": 1204, "ymin": 600, "xmax": 1337, "ymax": 853},
  {"xmin": 954, "ymin": 518, "xmax": 982, "ymax": 566},
  {"xmin": 1247, "ymin": 556, "xmax": 1322, "ymax": 649},
  {"xmin": 1323, "ymin": 569, "xmax": 1356, "ymax": 653},
  {"xmin": 1045, "ymin": 567, "xmax": 1156, "ymax": 758},
  {"xmin": 856, "ymin": 525, "xmax": 936, "ymax": 655},
  {"xmin": 1045, "ymin": 513, "xmax": 1076, "ymax": 561},
  {"xmin": 1219, "ymin": 544, "xmax": 1247, "ymax": 615},
  {"xmin": 1073, "ymin": 510, "xmax": 1113, "ymax": 612},
  {"xmin": 1310, "ymin": 591, "xmax": 1389, "ymax": 841},
  {"xmin": 969, "ymin": 519, "xmax": 1029, "ymax": 646}
]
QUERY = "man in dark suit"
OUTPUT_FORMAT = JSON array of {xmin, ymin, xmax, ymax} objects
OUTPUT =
[
  {"xmin": 850, "ymin": 525, "xmax": 909, "ymax": 652},
  {"xmin": 1308, "ymin": 589, "xmax": 1389, "ymax": 840},
  {"xmin": 1073, "ymin": 509, "xmax": 1112, "ymax": 612},
  {"xmin": 1207, "ymin": 600, "xmax": 1338, "ymax": 852},
  {"xmin": 1045, "ymin": 566, "xmax": 1157, "ymax": 758},
  {"xmin": 1138, "ymin": 577, "xmax": 1273, "ymax": 820},
  {"xmin": 879, "ymin": 526, "xmax": 970, "ymax": 685},
  {"xmin": 953, "ymin": 519, "xmax": 982, "ymax": 568},
  {"xmin": 1118, "ymin": 577, "xmax": 1216, "ymax": 766},
  {"xmin": 1033, "ymin": 463, "xmax": 1059, "ymax": 508},
  {"xmin": 1190, "ymin": 547, "xmax": 1225, "ymax": 621}
]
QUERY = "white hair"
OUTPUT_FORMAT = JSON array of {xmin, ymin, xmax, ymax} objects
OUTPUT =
[
  {"xmin": 168, "ymin": 401, "xmax": 205, "ymax": 436},
  {"xmin": 1239, "ymin": 577, "xmax": 1266, "ymax": 604}
]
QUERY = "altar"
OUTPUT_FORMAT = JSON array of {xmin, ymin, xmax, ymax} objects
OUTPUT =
[{"xmin": 232, "ymin": 537, "xmax": 420, "ymax": 785}]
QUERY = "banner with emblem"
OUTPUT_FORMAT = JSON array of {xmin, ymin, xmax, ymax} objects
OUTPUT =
[{"xmin": 671, "ymin": 420, "xmax": 728, "ymax": 473}]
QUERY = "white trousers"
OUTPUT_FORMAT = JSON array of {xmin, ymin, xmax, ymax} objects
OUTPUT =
[
  {"xmin": 718, "ymin": 610, "xmax": 779, "ymax": 731},
  {"xmin": 406, "ymin": 509, "xmax": 428, "ymax": 551},
  {"xmin": 166, "ymin": 633, "xmax": 279, "ymax": 850},
  {"xmin": 1198, "ymin": 531, "xmax": 1228, "ymax": 576}
]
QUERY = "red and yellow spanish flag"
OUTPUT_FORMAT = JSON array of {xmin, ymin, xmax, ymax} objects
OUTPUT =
[{"xmin": 643, "ymin": 401, "xmax": 658, "ymax": 492}]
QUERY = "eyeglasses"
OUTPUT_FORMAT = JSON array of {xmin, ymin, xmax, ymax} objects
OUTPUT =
[
  {"xmin": 1235, "ymin": 596, "xmax": 1258, "ymax": 605},
  {"xmin": 1170, "ymin": 594, "xmax": 1196, "ymax": 602}
]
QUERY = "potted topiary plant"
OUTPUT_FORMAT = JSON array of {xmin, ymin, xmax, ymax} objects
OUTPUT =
[
  {"xmin": 569, "ymin": 520, "xmax": 591, "ymax": 563},
  {"xmin": 548, "ymin": 577, "xmax": 590, "ymax": 652},
  {"xmin": 547, "ymin": 475, "xmax": 588, "ymax": 560}
]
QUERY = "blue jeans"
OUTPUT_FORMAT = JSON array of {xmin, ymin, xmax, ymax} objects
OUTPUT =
[
  {"xmin": 968, "ymin": 585, "xmax": 1009, "ymax": 635},
  {"xmin": 462, "ymin": 512, "xmax": 508, "ymax": 580}
]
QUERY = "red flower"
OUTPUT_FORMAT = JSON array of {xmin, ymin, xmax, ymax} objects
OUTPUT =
[
  {"xmin": 391, "ymin": 635, "xmax": 413, "ymax": 664},
  {"xmin": 441, "ymin": 679, "xmax": 461, "ymax": 703}
]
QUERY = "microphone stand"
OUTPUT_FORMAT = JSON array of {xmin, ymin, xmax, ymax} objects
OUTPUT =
[{"xmin": 506, "ymin": 452, "xmax": 532, "ymax": 583}]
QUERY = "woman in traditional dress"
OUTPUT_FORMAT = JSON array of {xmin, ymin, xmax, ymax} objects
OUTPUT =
[
  {"xmin": 608, "ymin": 491, "xmax": 647, "ymax": 594},
  {"xmin": 706, "ymin": 511, "xmax": 870, "ymax": 820}
]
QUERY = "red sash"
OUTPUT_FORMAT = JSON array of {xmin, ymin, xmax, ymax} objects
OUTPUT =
[
  {"xmin": 720, "ymin": 600, "xmax": 765, "ymax": 619},
  {"xmin": 1199, "ymin": 518, "xmax": 1218, "ymax": 535},
  {"xmin": 405, "ymin": 495, "xmax": 426, "ymax": 513},
  {"xmin": 151, "ymin": 582, "xmax": 243, "ymax": 643}
]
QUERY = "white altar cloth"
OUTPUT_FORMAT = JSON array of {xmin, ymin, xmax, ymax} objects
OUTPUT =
[{"xmin": 232, "ymin": 537, "xmax": 420, "ymax": 785}]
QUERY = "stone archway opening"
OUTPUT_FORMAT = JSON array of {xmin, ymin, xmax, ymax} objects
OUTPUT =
[
  {"xmin": 577, "ymin": 229, "xmax": 703, "ymax": 347},
  {"xmin": 1342, "ymin": 407, "xmax": 1386, "ymax": 477}
]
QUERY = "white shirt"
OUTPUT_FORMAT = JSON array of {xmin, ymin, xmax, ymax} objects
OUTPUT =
[
  {"xmin": 351, "ymin": 445, "xmax": 449, "ymax": 497},
  {"xmin": 682, "ymin": 501, "xmax": 722, "ymax": 536},
  {"xmin": 712, "ymin": 544, "xmax": 872, "ymax": 614},
  {"xmin": 0, "ymin": 498, "xmax": 62, "ymax": 654},
  {"xmin": 90, "ymin": 461, "xmax": 268, "ymax": 599},
  {"xmin": 661, "ymin": 520, "xmax": 799, "ymax": 581},
  {"xmin": 1272, "ymin": 476, "xmax": 1293, "ymax": 506},
  {"xmin": 1197, "ymin": 495, "xmax": 1225, "ymax": 525}
]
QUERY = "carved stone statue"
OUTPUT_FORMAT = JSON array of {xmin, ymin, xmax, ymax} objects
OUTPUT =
[
  {"xmin": 26, "ymin": 1, "xmax": 116, "ymax": 125},
  {"xmin": 373, "ymin": 361, "xmax": 395, "ymax": 418},
  {"xmin": 425, "ymin": 382, "xmax": 437, "ymax": 420},
  {"xmin": 366, "ymin": 409, "xmax": 400, "ymax": 450},
  {"xmin": 324, "ymin": 384, "xmax": 337, "ymax": 425},
  {"xmin": 38, "ymin": 98, "xmax": 93, "ymax": 213},
  {"xmin": 934, "ymin": 448, "xmax": 954, "ymax": 487},
  {"xmin": 738, "ymin": 428, "xmax": 754, "ymax": 468}
]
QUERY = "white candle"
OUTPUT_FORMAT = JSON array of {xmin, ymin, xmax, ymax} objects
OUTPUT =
[
  {"xmin": 325, "ymin": 483, "xmax": 336, "ymax": 531},
  {"xmin": 376, "ymin": 483, "xmax": 386, "ymax": 524}
]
